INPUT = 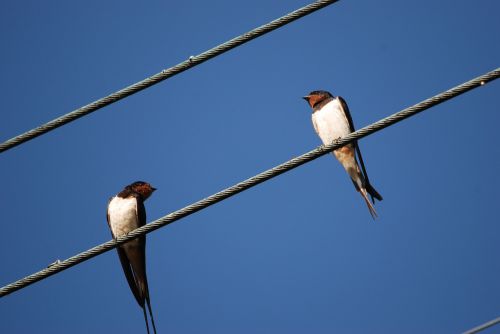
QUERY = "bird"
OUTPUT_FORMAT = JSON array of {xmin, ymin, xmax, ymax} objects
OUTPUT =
[
  {"xmin": 303, "ymin": 90, "xmax": 383, "ymax": 219},
  {"xmin": 107, "ymin": 181, "xmax": 158, "ymax": 333}
]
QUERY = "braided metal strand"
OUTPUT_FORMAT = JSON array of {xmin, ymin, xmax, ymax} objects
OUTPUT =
[
  {"xmin": 463, "ymin": 315, "xmax": 500, "ymax": 334},
  {"xmin": 0, "ymin": 0, "xmax": 340, "ymax": 154},
  {"xmin": 0, "ymin": 67, "xmax": 498, "ymax": 298}
]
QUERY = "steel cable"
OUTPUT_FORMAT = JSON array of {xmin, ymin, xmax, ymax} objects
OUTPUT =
[
  {"xmin": 0, "ymin": 0, "xmax": 340, "ymax": 154},
  {"xmin": 463, "ymin": 316, "xmax": 500, "ymax": 334}
]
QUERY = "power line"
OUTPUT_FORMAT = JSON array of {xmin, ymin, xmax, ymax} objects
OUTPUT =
[
  {"xmin": 463, "ymin": 316, "xmax": 500, "ymax": 334},
  {"xmin": 1, "ymin": 67, "xmax": 497, "ymax": 298},
  {"xmin": 0, "ymin": 0, "xmax": 340, "ymax": 154}
]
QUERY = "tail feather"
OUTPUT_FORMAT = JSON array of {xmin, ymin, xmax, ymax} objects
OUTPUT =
[
  {"xmin": 141, "ymin": 296, "xmax": 157, "ymax": 334},
  {"xmin": 365, "ymin": 182, "xmax": 383, "ymax": 204},
  {"xmin": 146, "ymin": 296, "xmax": 157, "ymax": 334},
  {"xmin": 142, "ymin": 306, "xmax": 151, "ymax": 334},
  {"xmin": 134, "ymin": 268, "xmax": 156, "ymax": 334},
  {"xmin": 360, "ymin": 188, "xmax": 378, "ymax": 220}
]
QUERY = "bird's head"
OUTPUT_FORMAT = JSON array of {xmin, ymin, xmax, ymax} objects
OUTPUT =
[
  {"xmin": 302, "ymin": 90, "xmax": 333, "ymax": 109},
  {"xmin": 127, "ymin": 181, "xmax": 157, "ymax": 200}
]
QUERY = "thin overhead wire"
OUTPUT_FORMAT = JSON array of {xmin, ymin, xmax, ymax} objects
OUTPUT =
[
  {"xmin": 1, "ymin": 67, "xmax": 497, "ymax": 298},
  {"xmin": 0, "ymin": 0, "xmax": 340, "ymax": 154},
  {"xmin": 463, "ymin": 316, "xmax": 500, "ymax": 334}
]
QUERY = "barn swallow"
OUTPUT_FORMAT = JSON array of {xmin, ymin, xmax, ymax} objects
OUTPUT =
[
  {"xmin": 303, "ymin": 91, "xmax": 383, "ymax": 219},
  {"xmin": 107, "ymin": 181, "xmax": 158, "ymax": 333}
]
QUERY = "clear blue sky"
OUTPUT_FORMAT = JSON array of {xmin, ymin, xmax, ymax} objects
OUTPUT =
[{"xmin": 1, "ymin": 1, "xmax": 499, "ymax": 333}]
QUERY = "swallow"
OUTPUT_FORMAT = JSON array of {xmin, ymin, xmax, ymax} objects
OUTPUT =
[
  {"xmin": 107, "ymin": 181, "xmax": 158, "ymax": 333},
  {"xmin": 303, "ymin": 90, "xmax": 383, "ymax": 219}
]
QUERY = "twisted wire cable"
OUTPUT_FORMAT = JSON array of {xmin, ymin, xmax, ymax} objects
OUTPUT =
[
  {"xmin": 0, "ymin": 67, "xmax": 498, "ymax": 298},
  {"xmin": 463, "ymin": 316, "xmax": 500, "ymax": 334},
  {"xmin": 0, "ymin": 0, "xmax": 340, "ymax": 154}
]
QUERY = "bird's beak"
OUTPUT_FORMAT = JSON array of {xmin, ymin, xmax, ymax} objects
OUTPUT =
[
  {"xmin": 151, "ymin": 187, "xmax": 157, "ymax": 192},
  {"xmin": 302, "ymin": 95, "xmax": 310, "ymax": 101}
]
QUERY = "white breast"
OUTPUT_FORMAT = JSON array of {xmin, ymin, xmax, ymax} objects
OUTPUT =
[
  {"xmin": 107, "ymin": 196, "xmax": 139, "ymax": 238},
  {"xmin": 312, "ymin": 98, "xmax": 351, "ymax": 145}
]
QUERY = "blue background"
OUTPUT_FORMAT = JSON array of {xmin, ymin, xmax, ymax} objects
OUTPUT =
[{"xmin": 1, "ymin": 1, "xmax": 499, "ymax": 333}]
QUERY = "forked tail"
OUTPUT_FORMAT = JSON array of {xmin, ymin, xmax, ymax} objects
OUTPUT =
[
  {"xmin": 146, "ymin": 297, "xmax": 157, "ymax": 334},
  {"xmin": 142, "ymin": 306, "xmax": 151, "ymax": 334},
  {"xmin": 142, "ymin": 297, "xmax": 157, "ymax": 334},
  {"xmin": 360, "ymin": 188, "xmax": 378, "ymax": 219},
  {"xmin": 366, "ymin": 182, "xmax": 383, "ymax": 204}
]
